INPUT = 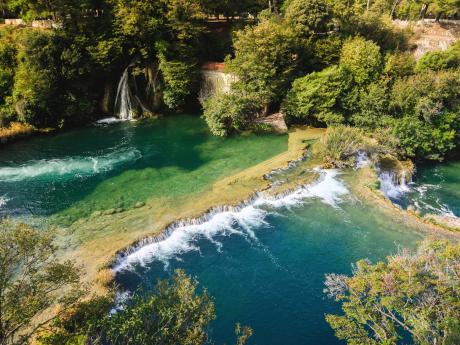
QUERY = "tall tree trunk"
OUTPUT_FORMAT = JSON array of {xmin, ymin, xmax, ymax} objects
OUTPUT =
[
  {"xmin": 390, "ymin": 0, "xmax": 401, "ymax": 19},
  {"xmin": 419, "ymin": 3, "xmax": 429, "ymax": 20},
  {"xmin": 435, "ymin": 12, "xmax": 442, "ymax": 22},
  {"xmin": 366, "ymin": 0, "xmax": 371, "ymax": 11}
]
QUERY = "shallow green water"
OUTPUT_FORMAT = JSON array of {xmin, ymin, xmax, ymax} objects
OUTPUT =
[{"xmin": 0, "ymin": 115, "xmax": 287, "ymax": 224}]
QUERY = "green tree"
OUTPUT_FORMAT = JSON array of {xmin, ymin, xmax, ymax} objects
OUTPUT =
[
  {"xmin": 282, "ymin": 65, "xmax": 351, "ymax": 125},
  {"xmin": 0, "ymin": 220, "xmax": 84, "ymax": 345},
  {"xmin": 100, "ymin": 269, "xmax": 215, "ymax": 345},
  {"xmin": 202, "ymin": 93, "xmax": 260, "ymax": 136},
  {"xmin": 226, "ymin": 16, "xmax": 300, "ymax": 106},
  {"xmin": 283, "ymin": 0, "xmax": 334, "ymax": 37},
  {"xmin": 389, "ymin": 69, "xmax": 460, "ymax": 159},
  {"xmin": 340, "ymin": 36, "xmax": 382, "ymax": 86},
  {"xmin": 325, "ymin": 238, "xmax": 460, "ymax": 345}
]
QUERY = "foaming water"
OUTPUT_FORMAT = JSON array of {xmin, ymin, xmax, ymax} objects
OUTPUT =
[
  {"xmin": 382, "ymin": 162, "xmax": 460, "ymax": 218},
  {"xmin": 0, "ymin": 195, "xmax": 9, "ymax": 208},
  {"xmin": 95, "ymin": 117, "xmax": 128, "ymax": 125},
  {"xmin": 0, "ymin": 147, "xmax": 141, "ymax": 182},
  {"xmin": 113, "ymin": 170, "xmax": 349, "ymax": 272},
  {"xmin": 379, "ymin": 171, "xmax": 410, "ymax": 199}
]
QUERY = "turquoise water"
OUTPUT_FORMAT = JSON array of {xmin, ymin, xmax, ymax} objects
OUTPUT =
[
  {"xmin": 0, "ymin": 115, "xmax": 287, "ymax": 224},
  {"xmin": 116, "ymin": 170, "xmax": 422, "ymax": 345},
  {"xmin": 395, "ymin": 161, "xmax": 460, "ymax": 217},
  {"xmin": 0, "ymin": 116, "xmax": 433, "ymax": 344}
]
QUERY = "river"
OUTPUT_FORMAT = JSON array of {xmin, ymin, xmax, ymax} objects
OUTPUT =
[{"xmin": 0, "ymin": 115, "xmax": 456, "ymax": 344}]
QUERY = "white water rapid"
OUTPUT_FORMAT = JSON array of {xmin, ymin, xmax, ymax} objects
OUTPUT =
[
  {"xmin": 0, "ymin": 148, "xmax": 141, "ymax": 182},
  {"xmin": 379, "ymin": 171, "xmax": 410, "ymax": 199},
  {"xmin": 112, "ymin": 169, "xmax": 349, "ymax": 272}
]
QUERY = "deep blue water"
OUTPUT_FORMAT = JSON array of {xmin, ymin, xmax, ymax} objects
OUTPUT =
[{"xmin": 117, "ymin": 173, "xmax": 421, "ymax": 345}]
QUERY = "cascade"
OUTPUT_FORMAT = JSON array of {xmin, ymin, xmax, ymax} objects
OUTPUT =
[
  {"xmin": 199, "ymin": 66, "xmax": 235, "ymax": 102},
  {"xmin": 114, "ymin": 66, "xmax": 135, "ymax": 120},
  {"xmin": 379, "ymin": 170, "xmax": 410, "ymax": 199}
]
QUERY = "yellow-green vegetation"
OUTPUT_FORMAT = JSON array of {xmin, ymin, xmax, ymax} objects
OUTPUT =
[
  {"xmin": 0, "ymin": 121, "xmax": 34, "ymax": 143},
  {"xmin": 325, "ymin": 237, "xmax": 460, "ymax": 345}
]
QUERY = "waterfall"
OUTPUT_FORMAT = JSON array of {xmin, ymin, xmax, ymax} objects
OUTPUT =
[
  {"xmin": 199, "ymin": 70, "xmax": 235, "ymax": 102},
  {"xmin": 379, "ymin": 171, "xmax": 410, "ymax": 199},
  {"xmin": 114, "ymin": 67, "xmax": 135, "ymax": 120}
]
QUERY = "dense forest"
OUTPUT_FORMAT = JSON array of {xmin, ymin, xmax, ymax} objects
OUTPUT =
[{"xmin": 0, "ymin": 0, "xmax": 458, "ymax": 161}]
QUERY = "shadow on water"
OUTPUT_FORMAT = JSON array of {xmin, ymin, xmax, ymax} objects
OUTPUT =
[{"xmin": 0, "ymin": 116, "xmax": 210, "ymax": 220}]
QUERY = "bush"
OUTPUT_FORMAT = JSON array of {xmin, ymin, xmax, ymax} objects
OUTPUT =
[
  {"xmin": 340, "ymin": 36, "xmax": 382, "ymax": 86},
  {"xmin": 383, "ymin": 51, "xmax": 415, "ymax": 79},
  {"xmin": 351, "ymin": 81, "xmax": 390, "ymax": 128},
  {"xmin": 314, "ymin": 126, "xmax": 367, "ymax": 168},
  {"xmin": 415, "ymin": 41, "xmax": 460, "ymax": 73},
  {"xmin": 202, "ymin": 93, "xmax": 259, "ymax": 136},
  {"xmin": 282, "ymin": 65, "xmax": 351, "ymax": 126}
]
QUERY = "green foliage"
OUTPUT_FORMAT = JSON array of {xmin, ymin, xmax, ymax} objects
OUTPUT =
[
  {"xmin": 38, "ymin": 295, "xmax": 115, "ymax": 345},
  {"xmin": 313, "ymin": 126, "xmax": 367, "ymax": 168},
  {"xmin": 0, "ymin": 220, "xmax": 84, "ymax": 345},
  {"xmin": 340, "ymin": 36, "xmax": 382, "ymax": 86},
  {"xmin": 202, "ymin": 93, "xmax": 260, "ymax": 136},
  {"xmin": 226, "ymin": 16, "xmax": 300, "ymax": 106},
  {"xmin": 325, "ymin": 237, "xmax": 460, "ymax": 345},
  {"xmin": 389, "ymin": 69, "xmax": 460, "ymax": 159},
  {"xmin": 283, "ymin": 0, "xmax": 334, "ymax": 37},
  {"xmin": 39, "ymin": 270, "xmax": 253, "ymax": 345},
  {"xmin": 282, "ymin": 65, "xmax": 351, "ymax": 125},
  {"xmin": 351, "ymin": 82, "xmax": 390, "ymax": 128},
  {"xmin": 159, "ymin": 55, "xmax": 199, "ymax": 111},
  {"xmin": 415, "ymin": 41, "xmax": 460, "ymax": 73},
  {"xmin": 101, "ymin": 269, "xmax": 215, "ymax": 345},
  {"xmin": 383, "ymin": 51, "xmax": 415, "ymax": 79}
]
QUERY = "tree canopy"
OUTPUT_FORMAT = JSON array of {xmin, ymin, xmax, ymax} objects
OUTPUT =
[{"xmin": 325, "ymin": 238, "xmax": 460, "ymax": 345}]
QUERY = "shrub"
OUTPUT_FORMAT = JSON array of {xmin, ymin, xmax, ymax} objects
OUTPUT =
[
  {"xmin": 415, "ymin": 41, "xmax": 460, "ymax": 73},
  {"xmin": 314, "ymin": 126, "xmax": 367, "ymax": 168},
  {"xmin": 340, "ymin": 36, "xmax": 382, "ymax": 86},
  {"xmin": 202, "ymin": 93, "xmax": 259, "ymax": 136},
  {"xmin": 282, "ymin": 65, "xmax": 351, "ymax": 126},
  {"xmin": 383, "ymin": 51, "xmax": 415, "ymax": 79}
]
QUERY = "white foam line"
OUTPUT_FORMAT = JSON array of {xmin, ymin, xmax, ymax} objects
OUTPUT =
[
  {"xmin": 112, "ymin": 169, "xmax": 349, "ymax": 273},
  {"xmin": 0, "ymin": 148, "xmax": 141, "ymax": 182}
]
